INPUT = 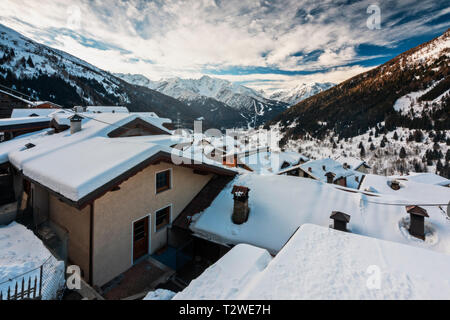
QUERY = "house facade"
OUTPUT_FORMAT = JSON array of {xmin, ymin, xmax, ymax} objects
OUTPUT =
[{"xmin": 1, "ymin": 111, "xmax": 237, "ymax": 287}]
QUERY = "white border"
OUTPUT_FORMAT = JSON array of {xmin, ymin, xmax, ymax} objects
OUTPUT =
[
  {"xmin": 154, "ymin": 204, "xmax": 173, "ymax": 233},
  {"xmin": 155, "ymin": 168, "xmax": 173, "ymax": 195},
  {"xmin": 131, "ymin": 214, "xmax": 151, "ymax": 265}
]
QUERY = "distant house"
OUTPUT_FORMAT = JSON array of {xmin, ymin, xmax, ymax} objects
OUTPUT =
[
  {"xmin": 296, "ymin": 158, "xmax": 364, "ymax": 189},
  {"xmin": 0, "ymin": 88, "xmax": 61, "ymax": 119},
  {"xmin": 0, "ymin": 112, "xmax": 237, "ymax": 287},
  {"xmin": 0, "ymin": 116, "xmax": 52, "ymax": 142},
  {"xmin": 334, "ymin": 156, "xmax": 371, "ymax": 173}
]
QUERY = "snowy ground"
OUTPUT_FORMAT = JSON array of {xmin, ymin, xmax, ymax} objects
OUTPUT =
[
  {"xmin": 0, "ymin": 222, "xmax": 65, "ymax": 300},
  {"xmin": 143, "ymin": 289, "xmax": 176, "ymax": 300},
  {"xmin": 176, "ymin": 224, "xmax": 450, "ymax": 300}
]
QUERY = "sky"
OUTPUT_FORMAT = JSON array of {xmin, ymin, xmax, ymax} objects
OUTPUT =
[{"xmin": 0, "ymin": 0, "xmax": 448, "ymax": 94}]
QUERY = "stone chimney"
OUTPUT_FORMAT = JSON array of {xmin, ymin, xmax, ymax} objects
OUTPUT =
[
  {"xmin": 231, "ymin": 186, "xmax": 250, "ymax": 225},
  {"xmin": 70, "ymin": 114, "xmax": 84, "ymax": 134},
  {"xmin": 406, "ymin": 206, "xmax": 429, "ymax": 240},
  {"xmin": 330, "ymin": 211, "xmax": 351, "ymax": 232}
]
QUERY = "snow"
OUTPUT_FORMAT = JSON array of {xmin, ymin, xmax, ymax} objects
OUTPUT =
[
  {"xmin": 334, "ymin": 156, "xmax": 369, "ymax": 170},
  {"xmin": 174, "ymin": 244, "xmax": 272, "ymax": 300},
  {"xmin": 0, "ymin": 116, "xmax": 51, "ymax": 126},
  {"xmin": 269, "ymin": 82, "xmax": 334, "ymax": 106},
  {"xmin": 299, "ymin": 158, "xmax": 364, "ymax": 188},
  {"xmin": 0, "ymin": 222, "xmax": 65, "ymax": 300},
  {"xmin": 86, "ymin": 106, "xmax": 129, "ymax": 114},
  {"xmin": 391, "ymin": 172, "xmax": 450, "ymax": 187},
  {"xmin": 0, "ymin": 129, "xmax": 52, "ymax": 164},
  {"xmin": 11, "ymin": 109, "xmax": 56, "ymax": 118},
  {"xmin": 177, "ymin": 224, "xmax": 450, "ymax": 300},
  {"xmin": 6, "ymin": 113, "xmax": 176, "ymax": 201},
  {"xmin": 143, "ymin": 289, "xmax": 176, "ymax": 301},
  {"xmin": 241, "ymin": 151, "xmax": 308, "ymax": 175},
  {"xmin": 191, "ymin": 173, "xmax": 450, "ymax": 255}
]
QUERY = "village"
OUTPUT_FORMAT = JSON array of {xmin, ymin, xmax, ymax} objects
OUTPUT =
[{"xmin": 0, "ymin": 86, "xmax": 449, "ymax": 300}]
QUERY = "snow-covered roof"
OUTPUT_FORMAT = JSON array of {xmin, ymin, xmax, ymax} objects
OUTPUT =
[
  {"xmin": 0, "ymin": 116, "xmax": 51, "ymax": 127},
  {"xmin": 359, "ymin": 174, "xmax": 450, "ymax": 202},
  {"xmin": 11, "ymin": 109, "xmax": 56, "ymax": 118},
  {"xmin": 85, "ymin": 106, "xmax": 129, "ymax": 113},
  {"xmin": 391, "ymin": 172, "xmax": 450, "ymax": 187},
  {"xmin": 335, "ymin": 156, "xmax": 370, "ymax": 170},
  {"xmin": 191, "ymin": 174, "xmax": 450, "ymax": 255},
  {"xmin": 2, "ymin": 112, "xmax": 236, "ymax": 204},
  {"xmin": 299, "ymin": 158, "xmax": 363, "ymax": 188},
  {"xmin": 240, "ymin": 151, "xmax": 308, "ymax": 175},
  {"xmin": 0, "ymin": 129, "xmax": 53, "ymax": 164},
  {"xmin": 176, "ymin": 224, "xmax": 450, "ymax": 300}
]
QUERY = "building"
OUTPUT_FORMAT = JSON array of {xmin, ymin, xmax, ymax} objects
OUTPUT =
[
  {"xmin": 295, "ymin": 158, "xmax": 364, "ymax": 189},
  {"xmin": 0, "ymin": 88, "xmax": 61, "ymax": 119},
  {"xmin": 0, "ymin": 111, "xmax": 237, "ymax": 287},
  {"xmin": 334, "ymin": 156, "xmax": 371, "ymax": 173},
  {"xmin": 175, "ymin": 224, "xmax": 450, "ymax": 300}
]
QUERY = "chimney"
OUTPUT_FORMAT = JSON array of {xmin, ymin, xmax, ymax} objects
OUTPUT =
[
  {"xmin": 231, "ymin": 186, "xmax": 250, "ymax": 225},
  {"xmin": 325, "ymin": 172, "xmax": 336, "ymax": 184},
  {"xmin": 322, "ymin": 165, "xmax": 326, "ymax": 171},
  {"xmin": 74, "ymin": 106, "xmax": 84, "ymax": 113},
  {"xmin": 308, "ymin": 167, "xmax": 312, "ymax": 173},
  {"xmin": 390, "ymin": 180, "xmax": 401, "ymax": 191},
  {"xmin": 406, "ymin": 206, "xmax": 429, "ymax": 240},
  {"xmin": 70, "ymin": 114, "xmax": 84, "ymax": 134},
  {"xmin": 330, "ymin": 211, "xmax": 351, "ymax": 232}
]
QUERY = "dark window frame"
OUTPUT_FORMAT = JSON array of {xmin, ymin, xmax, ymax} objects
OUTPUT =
[
  {"xmin": 155, "ymin": 205, "xmax": 171, "ymax": 232},
  {"xmin": 156, "ymin": 169, "xmax": 171, "ymax": 194}
]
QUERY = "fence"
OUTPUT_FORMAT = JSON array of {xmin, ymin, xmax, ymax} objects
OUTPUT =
[{"xmin": 0, "ymin": 256, "xmax": 65, "ymax": 301}]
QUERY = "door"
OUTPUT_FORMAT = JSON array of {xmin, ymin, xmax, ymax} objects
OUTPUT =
[{"xmin": 133, "ymin": 216, "xmax": 149, "ymax": 262}]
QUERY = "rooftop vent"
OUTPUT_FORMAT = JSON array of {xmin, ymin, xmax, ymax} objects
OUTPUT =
[
  {"xmin": 231, "ymin": 186, "xmax": 250, "ymax": 225},
  {"xmin": 308, "ymin": 167, "xmax": 312, "ymax": 173},
  {"xmin": 70, "ymin": 114, "xmax": 84, "ymax": 134},
  {"xmin": 330, "ymin": 211, "xmax": 351, "ymax": 232},
  {"xmin": 25, "ymin": 143, "xmax": 36, "ymax": 150},
  {"xmin": 322, "ymin": 165, "xmax": 326, "ymax": 171},
  {"xmin": 406, "ymin": 206, "xmax": 429, "ymax": 240}
]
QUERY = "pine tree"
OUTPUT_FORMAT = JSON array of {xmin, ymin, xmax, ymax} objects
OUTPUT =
[
  {"xmin": 370, "ymin": 143, "xmax": 376, "ymax": 151},
  {"xmin": 399, "ymin": 147, "xmax": 407, "ymax": 159},
  {"xmin": 27, "ymin": 57, "xmax": 34, "ymax": 68},
  {"xmin": 360, "ymin": 146, "xmax": 366, "ymax": 158},
  {"xmin": 393, "ymin": 132, "xmax": 399, "ymax": 141},
  {"xmin": 380, "ymin": 140, "xmax": 386, "ymax": 148}
]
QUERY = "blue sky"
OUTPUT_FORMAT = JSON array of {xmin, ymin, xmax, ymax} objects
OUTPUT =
[{"xmin": 0, "ymin": 0, "xmax": 448, "ymax": 93}]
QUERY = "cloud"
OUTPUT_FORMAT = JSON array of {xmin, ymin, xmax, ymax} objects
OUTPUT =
[{"xmin": 0, "ymin": 0, "xmax": 448, "ymax": 93}]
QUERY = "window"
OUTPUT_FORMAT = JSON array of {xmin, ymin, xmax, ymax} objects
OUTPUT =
[
  {"xmin": 156, "ymin": 170, "xmax": 171, "ymax": 193},
  {"xmin": 155, "ymin": 206, "xmax": 171, "ymax": 232}
]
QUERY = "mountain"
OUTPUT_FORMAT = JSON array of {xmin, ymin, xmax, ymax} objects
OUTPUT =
[
  {"xmin": 0, "ymin": 23, "xmax": 250, "ymax": 129},
  {"xmin": 116, "ymin": 74, "xmax": 289, "ymax": 127},
  {"xmin": 269, "ymin": 29, "xmax": 450, "ymax": 144},
  {"xmin": 269, "ymin": 82, "xmax": 335, "ymax": 106}
]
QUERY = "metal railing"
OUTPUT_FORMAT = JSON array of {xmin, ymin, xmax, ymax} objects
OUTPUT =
[{"xmin": 0, "ymin": 256, "xmax": 65, "ymax": 300}]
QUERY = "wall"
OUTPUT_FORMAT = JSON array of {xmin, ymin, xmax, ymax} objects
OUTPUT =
[
  {"xmin": 48, "ymin": 194, "xmax": 91, "ymax": 280},
  {"xmin": 92, "ymin": 163, "xmax": 213, "ymax": 286}
]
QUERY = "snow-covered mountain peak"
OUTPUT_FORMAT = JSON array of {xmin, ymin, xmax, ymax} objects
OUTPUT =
[{"xmin": 269, "ymin": 82, "xmax": 335, "ymax": 106}]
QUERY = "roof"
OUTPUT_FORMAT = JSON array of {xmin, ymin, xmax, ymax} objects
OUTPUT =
[
  {"xmin": 240, "ymin": 150, "xmax": 308, "ymax": 175},
  {"xmin": 391, "ymin": 173, "xmax": 450, "ymax": 187},
  {"xmin": 330, "ymin": 211, "xmax": 351, "ymax": 222},
  {"xmin": 11, "ymin": 109, "xmax": 57, "ymax": 118},
  {"xmin": 0, "ymin": 117, "xmax": 51, "ymax": 131},
  {"xmin": 299, "ymin": 158, "xmax": 364, "ymax": 188},
  {"xmin": 69, "ymin": 114, "xmax": 84, "ymax": 121},
  {"xmin": 175, "ymin": 224, "xmax": 450, "ymax": 300},
  {"xmin": 191, "ymin": 173, "xmax": 450, "ymax": 255},
  {"xmin": 3, "ymin": 113, "xmax": 236, "ymax": 208},
  {"xmin": 335, "ymin": 156, "xmax": 370, "ymax": 170},
  {"xmin": 86, "ymin": 106, "xmax": 129, "ymax": 114},
  {"xmin": 406, "ymin": 206, "xmax": 429, "ymax": 217}
]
